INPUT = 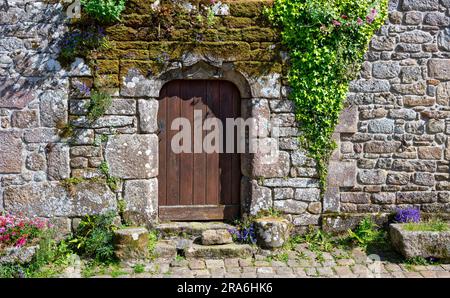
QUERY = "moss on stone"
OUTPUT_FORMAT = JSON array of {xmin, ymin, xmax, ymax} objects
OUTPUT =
[
  {"xmin": 65, "ymin": 0, "xmax": 284, "ymax": 81},
  {"xmin": 118, "ymin": 49, "xmax": 149, "ymax": 60},
  {"xmin": 192, "ymin": 42, "xmax": 252, "ymax": 61},
  {"xmin": 96, "ymin": 60, "xmax": 120, "ymax": 74},
  {"xmin": 249, "ymin": 42, "xmax": 260, "ymax": 50},
  {"xmin": 250, "ymin": 48, "xmax": 279, "ymax": 61},
  {"xmin": 105, "ymin": 25, "xmax": 139, "ymax": 41},
  {"xmin": 149, "ymin": 41, "xmax": 252, "ymax": 61},
  {"xmin": 148, "ymin": 42, "xmax": 176, "ymax": 59},
  {"xmin": 223, "ymin": 16, "xmax": 256, "ymax": 28},
  {"xmin": 168, "ymin": 29, "xmax": 194, "ymax": 42},
  {"xmin": 241, "ymin": 27, "xmax": 279, "ymax": 42},
  {"xmin": 228, "ymin": 0, "xmax": 271, "ymax": 17},
  {"xmin": 115, "ymin": 41, "xmax": 150, "ymax": 50},
  {"xmin": 200, "ymin": 29, "xmax": 243, "ymax": 42},
  {"xmin": 135, "ymin": 27, "xmax": 158, "ymax": 41},
  {"xmin": 235, "ymin": 61, "xmax": 282, "ymax": 77},
  {"xmin": 89, "ymin": 48, "xmax": 119, "ymax": 60},
  {"xmin": 94, "ymin": 74, "xmax": 119, "ymax": 89},
  {"xmin": 121, "ymin": 14, "xmax": 152, "ymax": 28},
  {"xmin": 123, "ymin": 0, "xmax": 156, "ymax": 15},
  {"xmin": 119, "ymin": 60, "xmax": 161, "ymax": 78}
]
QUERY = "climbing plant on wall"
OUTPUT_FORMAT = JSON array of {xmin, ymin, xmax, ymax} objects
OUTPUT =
[{"xmin": 267, "ymin": 0, "xmax": 388, "ymax": 190}]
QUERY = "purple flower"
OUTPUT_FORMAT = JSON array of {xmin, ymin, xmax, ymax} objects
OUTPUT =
[
  {"xmin": 366, "ymin": 8, "xmax": 378, "ymax": 24},
  {"xmin": 228, "ymin": 224, "xmax": 257, "ymax": 244},
  {"xmin": 366, "ymin": 16, "xmax": 374, "ymax": 24},
  {"xmin": 74, "ymin": 82, "xmax": 91, "ymax": 96},
  {"xmin": 394, "ymin": 208, "xmax": 421, "ymax": 223}
]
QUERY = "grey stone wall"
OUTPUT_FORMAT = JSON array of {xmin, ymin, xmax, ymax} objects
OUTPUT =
[
  {"xmin": 0, "ymin": 1, "xmax": 119, "ymax": 235},
  {"xmin": 1, "ymin": 0, "xmax": 450, "ymax": 235},
  {"xmin": 324, "ymin": 0, "xmax": 450, "ymax": 232}
]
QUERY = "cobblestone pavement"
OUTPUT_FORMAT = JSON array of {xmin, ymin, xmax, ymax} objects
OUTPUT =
[{"xmin": 75, "ymin": 245, "xmax": 450, "ymax": 278}]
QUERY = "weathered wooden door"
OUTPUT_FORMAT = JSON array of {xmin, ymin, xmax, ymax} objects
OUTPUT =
[{"xmin": 158, "ymin": 80, "xmax": 241, "ymax": 221}]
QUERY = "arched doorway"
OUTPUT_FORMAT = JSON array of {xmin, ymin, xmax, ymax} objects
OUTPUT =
[{"xmin": 157, "ymin": 80, "xmax": 242, "ymax": 221}]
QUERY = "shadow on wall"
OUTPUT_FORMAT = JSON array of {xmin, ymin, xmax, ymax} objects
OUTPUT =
[
  {"xmin": 0, "ymin": 1, "xmax": 69, "ymax": 109},
  {"xmin": 0, "ymin": 1, "xmax": 70, "ymax": 218}
]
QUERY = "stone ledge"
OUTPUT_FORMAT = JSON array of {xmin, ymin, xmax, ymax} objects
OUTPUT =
[
  {"xmin": 390, "ymin": 223, "xmax": 450, "ymax": 260},
  {"xmin": 3, "ymin": 181, "xmax": 117, "ymax": 217},
  {"xmin": 322, "ymin": 213, "xmax": 390, "ymax": 234},
  {"xmin": 185, "ymin": 243, "xmax": 255, "ymax": 259}
]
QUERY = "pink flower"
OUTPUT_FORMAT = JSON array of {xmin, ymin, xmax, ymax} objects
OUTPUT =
[
  {"xmin": 366, "ymin": 8, "xmax": 378, "ymax": 24},
  {"xmin": 332, "ymin": 19, "xmax": 341, "ymax": 26},
  {"xmin": 357, "ymin": 17, "xmax": 363, "ymax": 25},
  {"xmin": 15, "ymin": 236, "xmax": 27, "ymax": 248}
]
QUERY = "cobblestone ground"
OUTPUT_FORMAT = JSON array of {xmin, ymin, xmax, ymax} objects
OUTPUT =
[{"xmin": 63, "ymin": 245, "xmax": 450, "ymax": 278}]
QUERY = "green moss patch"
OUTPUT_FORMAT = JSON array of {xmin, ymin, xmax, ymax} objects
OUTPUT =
[{"xmin": 403, "ymin": 220, "xmax": 449, "ymax": 232}]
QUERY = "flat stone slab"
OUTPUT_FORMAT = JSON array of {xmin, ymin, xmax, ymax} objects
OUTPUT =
[
  {"xmin": 154, "ymin": 240, "xmax": 177, "ymax": 259},
  {"xmin": 201, "ymin": 229, "xmax": 233, "ymax": 245},
  {"xmin": 156, "ymin": 222, "xmax": 234, "ymax": 238},
  {"xmin": 185, "ymin": 243, "xmax": 255, "ymax": 259},
  {"xmin": 3, "ymin": 181, "xmax": 117, "ymax": 217},
  {"xmin": 390, "ymin": 224, "xmax": 450, "ymax": 260}
]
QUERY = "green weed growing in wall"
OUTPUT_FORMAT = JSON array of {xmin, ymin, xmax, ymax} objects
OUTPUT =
[
  {"xmin": 86, "ymin": 90, "xmax": 113, "ymax": 122},
  {"xmin": 81, "ymin": 0, "xmax": 127, "ymax": 23},
  {"xmin": 267, "ymin": 0, "xmax": 388, "ymax": 190},
  {"xmin": 58, "ymin": 27, "xmax": 110, "ymax": 67},
  {"xmin": 99, "ymin": 161, "xmax": 121, "ymax": 192}
]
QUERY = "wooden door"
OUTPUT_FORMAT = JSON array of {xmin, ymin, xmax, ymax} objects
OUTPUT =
[{"xmin": 158, "ymin": 80, "xmax": 241, "ymax": 221}]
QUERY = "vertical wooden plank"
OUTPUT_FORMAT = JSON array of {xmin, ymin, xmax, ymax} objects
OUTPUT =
[
  {"xmin": 220, "ymin": 81, "xmax": 233, "ymax": 206},
  {"xmin": 166, "ymin": 81, "xmax": 181, "ymax": 206},
  {"xmin": 179, "ymin": 80, "xmax": 194, "ymax": 205},
  {"xmin": 160, "ymin": 80, "xmax": 241, "ymax": 219},
  {"xmin": 231, "ymin": 84, "xmax": 241, "ymax": 206},
  {"xmin": 193, "ymin": 81, "xmax": 207, "ymax": 205},
  {"xmin": 206, "ymin": 81, "xmax": 220, "ymax": 206}
]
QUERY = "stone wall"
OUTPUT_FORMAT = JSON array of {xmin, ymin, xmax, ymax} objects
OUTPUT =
[
  {"xmin": 1, "ymin": 0, "xmax": 450, "ymax": 234},
  {"xmin": 0, "ymin": 0, "xmax": 74, "ymax": 235},
  {"xmin": 325, "ymin": 0, "xmax": 450, "ymax": 232}
]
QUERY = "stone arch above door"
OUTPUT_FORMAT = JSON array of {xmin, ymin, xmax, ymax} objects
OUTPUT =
[
  {"xmin": 121, "ymin": 60, "xmax": 254, "ymax": 100},
  {"xmin": 108, "ymin": 59, "xmax": 291, "ymax": 225}
]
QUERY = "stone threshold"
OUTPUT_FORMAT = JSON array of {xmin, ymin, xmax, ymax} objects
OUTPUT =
[{"xmin": 155, "ymin": 222, "xmax": 235, "ymax": 238}]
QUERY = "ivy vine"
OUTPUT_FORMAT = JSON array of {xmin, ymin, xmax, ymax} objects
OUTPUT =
[{"xmin": 267, "ymin": 0, "xmax": 388, "ymax": 190}]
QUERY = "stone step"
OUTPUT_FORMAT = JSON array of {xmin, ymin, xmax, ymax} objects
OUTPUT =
[
  {"xmin": 156, "ymin": 222, "xmax": 234, "ymax": 239},
  {"xmin": 185, "ymin": 243, "xmax": 255, "ymax": 259}
]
